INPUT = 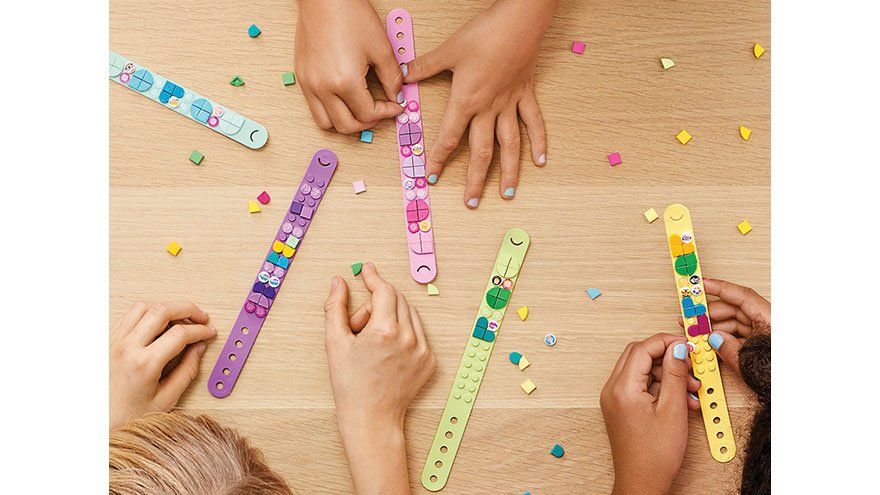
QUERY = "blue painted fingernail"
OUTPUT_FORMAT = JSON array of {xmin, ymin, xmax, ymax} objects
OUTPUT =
[
  {"xmin": 467, "ymin": 198, "xmax": 479, "ymax": 208},
  {"xmin": 538, "ymin": 154, "xmax": 546, "ymax": 165},
  {"xmin": 689, "ymin": 392, "xmax": 699, "ymax": 401},
  {"xmin": 503, "ymin": 187, "xmax": 515, "ymax": 198},
  {"xmin": 708, "ymin": 333, "xmax": 724, "ymax": 350},
  {"xmin": 673, "ymin": 343, "xmax": 688, "ymax": 360},
  {"xmin": 397, "ymin": 91, "xmax": 405, "ymax": 104},
  {"xmin": 401, "ymin": 64, "xmax": 408, "ymax": 77},
  {"xmin": 427, "ymin": 174, "xmax": 438, "ymax": 184}
]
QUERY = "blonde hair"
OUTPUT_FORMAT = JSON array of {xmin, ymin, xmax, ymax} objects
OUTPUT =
[{"xmin": 109, "ymin": 412, "xmax": 293, "ymax": 495}]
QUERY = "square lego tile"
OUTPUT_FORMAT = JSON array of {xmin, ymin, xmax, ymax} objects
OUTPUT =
[
  {"xmin": 521, "ymin": 379, "xmax": 537, "ymax": 395},
  {"xmin": 360, "ymin": 130, "xmax": 373, "ymax": 143},
  {"xmin": 257, "ymin": 191, "xmax": 270, "ymax": 204},
  {"xmin": 352, "ymin": 180, "xmax": 367, "ymax": 194},
  {"xmin": 608, "ymin": 152, "xmax": 622, "ymax": 166},
  {"xmin": 166, "ymin": 241, "xmax": 182, "ymax": 256},
  {"xmin": 737, "ymin": 220, "xmax": 752, "ymax": 235},
  {"xmin": 572, "ymin": 41, "xmax": 585, "ymax": 54},
  {"xmin": 676, "ymin": 130, "xmax": 692, "ymax": 145},
  {"xmin": 248, "ymin": 24, "xmax": 261, "ymax": 37},
  {"xmin": 282, "ymin": 72, "xmax": 296, "ymax": 86},
  {"xmin": 189, "ymin": 150, "xmax": 204, "ymax": 165},
  {"xmin": 644, "ymin": 208, "xmax": 659, "ymax": 223}
]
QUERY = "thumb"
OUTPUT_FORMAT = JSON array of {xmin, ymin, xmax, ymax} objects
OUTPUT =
[
  {"xmin": 371, "ymin": 47, "xmax": 405, "ymax": 104},
  {"xmin": 658, "ymin": 341, "xmax": 691, "ymax": 414},
  {"xmin": 403, "ymin": 44, "xmax": 453, "ymax": 84},
  {"xmin": 324, "ymin": 277, "xmax": 354, "ymax": 343},
  {"xmin": 708, "ymin": 331, "xmax": 741, "ymax": 375}
]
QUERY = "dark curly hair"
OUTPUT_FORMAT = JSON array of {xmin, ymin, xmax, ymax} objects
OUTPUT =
[{"xmin": 738, "ymin": 326, "xmax": 771, "ymax": 495}]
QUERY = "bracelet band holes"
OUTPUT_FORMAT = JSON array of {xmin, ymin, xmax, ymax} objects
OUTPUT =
[
  {"xmin": 430, "ymin": 475, "xmax": 438, "ymax": 483},
  {"xmin": 235, "ymin": 340, "xmax": 243, "ymax": 348},
  {"xmin": 706, "ymin": 387, "xmax": 715, "ymax": 394},
  {"xmin": 440, "ymin": 446, "xmax": 448, "ymax": 453},
  {"xmin": 445, "ymin": 431, "xmax": 453, "ymax": 439},
  {"xmin": 215, "ymin": 382, "xmax": 224, "ymax": 390},
  {"xmin": 398, "ymin": 47, "xmax": 406, "ymax": 55},
  {"xmin": 716, "ymin": 431, "xmax": 724, "ymax": 439},
  {"xmin": 450, "ymin": 416, "xmax": 458, "ymax": 424},
  {"xmin": 229, "ymin": 353, "xmax": 237, "ymax": 361},
  {"xmin": 435, "ymin": 460, "xmax": 443, "ymax": 468},
  {"xmin": 709, "ymin": 401, "xmax": 717, "ymax": 409},
  {"xmin": 222, "ymin": 368, "xmax": 230, "ymax": 375},
  {"xmin": 720, "ymin": 446, "xmax": 728, "ymax": 454},
  {"xmin": 713, "ymin": 416, "xmax": 721, "ymax": 424},
  {"xmin": 241, "ymin": 327, "xmax": 249, "ymax": 335},
  {"xmin": 395, "ymin": 16, "xmax": 403, "ymax": 24},
  {"xmin": 397, "ymin": 32, "xmax": 404, "ymax": 39}
]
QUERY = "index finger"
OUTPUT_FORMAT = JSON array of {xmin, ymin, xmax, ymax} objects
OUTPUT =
[
  {"xmin": 619, "ymin": 333, "xmax": 687, "ymax": 392},
  {"xmin": 131, "ymin": 302, "xmax": 209, "ymax": 345},
  {"xmin": 426, "ymin": 97, "xmax": 472, "ymax": 184},
  {"xmin": 341, "ymin": 84, "xmax": 404, "ymax": 123},
  {"xmin": 704, "ymin": 279, "xmax": 771, "ymax": 325},
  {"xmin": 360, "ymin": 262, "xmax": 397, "ymax": 323}
]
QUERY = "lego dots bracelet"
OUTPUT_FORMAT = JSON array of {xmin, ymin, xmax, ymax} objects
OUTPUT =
[
  {"xmin": 208, "ymin": 150, "xmax": 337, "ymax": 397},
  {"xmin": 386, "ymin": 9, "xmax": 437, "ymax": 283},
  {"xmin": 663, "ymin": 204, "xmax": 736, "ymax": 462},
  {"xmin": 421, "ymin": 228, "xmax": 530, "ymax": 490},
  {"xmin": 109, "ymin": 51, "xmax": 268, "ymax": 149}
]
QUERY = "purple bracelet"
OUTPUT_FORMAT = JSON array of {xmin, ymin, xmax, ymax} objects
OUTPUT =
[{"xmin": 208, "ymin": 149, "xmax": 338, "ymax": 397}]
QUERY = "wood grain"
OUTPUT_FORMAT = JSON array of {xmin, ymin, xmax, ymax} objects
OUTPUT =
[{"xmin": 110, "ymin": 0, "xmax": 769, "ymax": 493}]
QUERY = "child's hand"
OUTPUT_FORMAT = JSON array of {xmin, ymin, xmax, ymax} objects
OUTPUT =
[
  {"xmin": 403, "ymin": 0, "xmax": 556, "ymax": 207},
  {"xmin": 323, "ymin": 263, "xmax": 435, "ymax": 494},
  {"xmin": 679, "ymin": 278, "xmax": 771, "ymax": 375},
  {"xmin": 295, "ymin": 0, "xmax": 404, "ymax": 134},
  {"xmin": 109, "ymin": 302, "xmax": 216, "ymax": 429},
  {"xmin": 600, "ymin": 334, "xmax": 702, "ymax": 495}
]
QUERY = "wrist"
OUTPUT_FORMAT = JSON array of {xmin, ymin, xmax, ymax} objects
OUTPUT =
[{"xmin": 340, "ymin": 419, "xmax": 409, "ymax": 495}]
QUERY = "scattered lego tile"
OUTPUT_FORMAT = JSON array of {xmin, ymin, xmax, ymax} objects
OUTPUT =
[
  {"xmin": 644, "ymin": 208, "xmax": 659, "ymax": 223},
  {"xmin": 509, "ymin": 351, "xmax": 522, "ymax": 365},
  {"xmin": 360, "ymin": 130, "xmax": 373, "ymax": 143},
  {"xmin": 248, "ymin": 24, "xmax": 261, "ymax": 38},
  {"xmin": 740, "ymin": 126, "xmax": 752, "ymax": 141},
  {"xmin": 282, "ymin": 72, "xmax": 296, "ymax": 86},
  {"xmin": 586, "ymin": 288, "xmax": 601, "ymax": 300},
  {"xmin": 518, "ymin": 356, "xmax": 530, "ymax": 371},
  {"xmin": 544, "ymin": 334, "xmax": 557, "ymax": 346},
  {"xmin": 248, "ymin": 201, "xmax": 261, "ymax": 213},
  {"xmin": 517, "ymin": 306, "xmax": 529, "ymax": 320},
  {"xmin": 608, "ymin": 152, "xmax": 622, "ymax": 166},
  {"xmin": 661, "ymin": 58, "xmax": 675, "ymax": 69},
  {"xmin": 189, "ymin": 149, "xmax": 204, "ymax": 165},
  {"xmin": 352, "ymin": 180, "xmax": 367, "ymax": 194},
  {"xmin": 166, "ymin": 241, "xmax": 182, "ymax": 256},
  {"xmin": 257, "ymin": 191, "xmax": 270, "ymax": 204},
  {"xmin": 753, "ymin": 43, "xmax": 765, "ymax": 59},
  {"xmin": 550, "ymin": 444, "xmax": 565, "ymax": 458},
  {"xmin": 351, "ymin": 262, "xmax": 363, "ymax": 276},
  {"xmin": 427, "ymin": 283, "xmax": 440, "ymax": 296},
  {"xmin": 676, "ymin": 130, "xmax": 692, "ymax": 145},
  {"xmin": 737, "ymin": 220, "xmax": 752, "ymax": 235},
  {"xmin": 520, "ymin": 379, "xmax": 536, "ymax": 395},
  {"xmin": 229, "ymin": 75, "xmax": 245, "ymax": 86},
  {"xmin": 571, "ymin": 41, "xmax": 585, "ymax": 54}
]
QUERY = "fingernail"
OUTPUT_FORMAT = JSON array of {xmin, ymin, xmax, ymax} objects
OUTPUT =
[
  {"xmin": 689, "ymin": 392, "xmax": 700, "ymax": 401},
  {"xmin": 427, "ymin": 174, "xmax": 438, "ymax": 184},
  {"xmin": 397, "ymin": 91, "xmax": 404, "ymax": 104},
  {"xmin": 538, "ymin": 153, "xmax": 546, "ymax": 165},
  {"xmin": 503, "ymin": 187, "xmax": 515, "ymax": 198},
  {"xmin": 708, "ymin": 333, "xmax": 724, "ymax": 350},
  {"xmin": 331, "ymin": 277, "xmax": 339, "ymax": 289},
  {"xmin": 366, "ymin": 262, "xmax": 375, "ymax": 269},
  {"xmin": 209, "ymin": 326, "xmax": 217, "ymax": 335},
  {"xmin": 467, "ymin": 198, "xmax": 479, "ymax": 208},
  {"xmin": 197, "ymin": 343, "xmax": 207, "ymax": 355},
  {"xmin": 401, "ymin": 64, "xmax": 408, "ymax": 77},
  {"xmin": 673, "ymin": 343, "xmax": 688, "ymax": 360}
]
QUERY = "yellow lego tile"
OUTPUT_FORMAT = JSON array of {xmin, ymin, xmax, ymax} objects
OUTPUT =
[
  {"xmin": 272, "ymin": 240, "xmax": 285, "ymax": 253},
  {"xmin": 166, "ymin": 241, "xmax": 182, "ymax": 256},
  {"xmin": 682, "ymin": 243, "xmax": 695, "ymax": 255},
  {"xmin": 737, "ymin": 220, "xmax": 752, "ymax": 235},
  {"xmin": 740, "ymin": 126, "xmax": 751, "ymax": 141},
  {"xmin": 676, "ymin": 129, "xmax": 692, "ymax": 145},
  {"xmin": 249, "ymin": 201, "xmax": 262, "ymax": 213},
  {"xmin": 644, "ymin": 208, "xmax": 659, "ymax": 223},
  {"xmin": 282, "ymin": 246, "xmax": 295, "ymax": 258},
  {"xmin": 427, "ymin": 283, "xmax": 440, "ymax": 296},
  {"xmin": 520, "ymin": 379, "xmax": 536, "ymax": 395},
  {"xmin": 518, "ymin": 356, "xmax": 530, "ymax": 371},
  {"xmin": 517, "ymin": 306, "xmax": 528, "ymax": 321},
  {"xmin": 754, "ymin": 43, "xmax": 765, "ymax": 58}
]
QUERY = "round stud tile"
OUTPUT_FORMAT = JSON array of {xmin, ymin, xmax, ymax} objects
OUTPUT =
[
  {"xmin": 408, "ymin": 111, "xmax": 420, "ymax": 123},
  {"xmin": 258, "ymin": 271, "xmax": 271, "ymax": 283},
  {"xmin": 168, "ymin": 96, "xmax": 179, "ymax": 107},
  {"xmin": 545, "ymin": 334, "xmax": 557, "ymax": 346},
  {"xmin": 397, "ymin": 112, "xmax": 409, "ymax": 124},
  {"xmin": 406, "ymin": 101, "xmax": 419, "ymax": 112},
  {"xmin": 691, "ymin": 285, "xmax": 703, "ymax": 295},
  {"xmin": 207, "ymin": 116, "xmax": 219, "ymax": 127},
  {"xmin": 408, "ymin": 222, "xmax": 419, "ymax": 233},
  {"xmin": 681, "ymin": 232, "xmax": 694, "ymax": 243},
  {"xmin": 689, "ymin": 275, "xmax": 701, "ymax": 284},
  {"xmin": 118, "ymin": 72, "xmax": 131, "ymax": 83},
  {"xmin": 412, "ymin": 143, "xmax": 424, "ymax": 155},
  {"xmin": 400, "ymin": 145, "xmax": 412, "ymax": 157},
  {"xmin": 123, "ymin": 63, "xmax": 135, "ymax": 74},
  {"xmin": 268, "ymin": 276, "xmax": 281, "ymax": 288},
  {"xmin": 404, "ymin": 190, "xmax": 416, "ymax": 200},
  {"xmin": 419, "ymin": 220, "xmax": 431, "ymax": 232},
  {"xmin": 404, "ymin": 178, "xmax": 415, "ymax": 189},
  {"xmin": 416, "ymin": 188, "xmax": 427, "ymax": 199},
  {"xmin": 311, "ymin": 188, "xmax": 322, "ymax": 199}
]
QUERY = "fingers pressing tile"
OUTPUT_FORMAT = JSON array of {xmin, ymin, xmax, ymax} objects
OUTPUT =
[
  {"xmin": 673, "ymin": 343, "xmax": 688, "ymax": 360},
  {"xmin": 708, "ymin": 333, "xmax": 724, "ymax": 350}
]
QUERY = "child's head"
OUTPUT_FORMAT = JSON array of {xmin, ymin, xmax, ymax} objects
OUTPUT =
[
  {"xmin": 109, "ymin": 412, "xmax": 292, "ymax": 495},
  {"xmin": 739, "ymin": 325, "xmax": 771, "ymax": 495}
]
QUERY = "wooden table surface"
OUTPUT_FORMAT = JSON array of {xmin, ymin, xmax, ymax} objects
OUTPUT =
[{"xmin": 110, "ymin": 0, "xmax": 769, "ymax": 493}]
